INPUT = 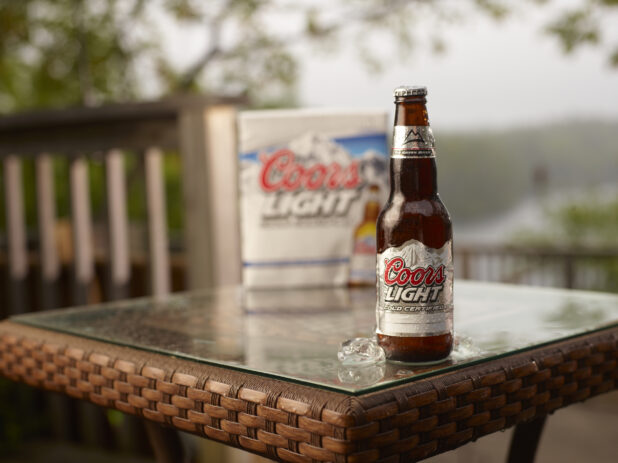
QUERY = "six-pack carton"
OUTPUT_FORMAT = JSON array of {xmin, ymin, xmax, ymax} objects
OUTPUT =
[{"xmin": 238, "ymin": 109, "xmax": 389, "ymax": 288}]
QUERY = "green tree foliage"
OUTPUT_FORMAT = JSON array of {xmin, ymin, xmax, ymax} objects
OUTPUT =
[
  {"xmin": 512, "ymin": 194, "xmax": 618, "ymax": 292},
  {"xmin": 0, "ymin": 0, "xmax": 149, "ymax": 110},
  {"xmin": 514, "ymin": 194, "xmax": 618, "ymax": 248},
  {"xmin": 545, "ymin": 0, "xmax": 618, "ymax": 64},
  {"xmin": 1, "ymin": 0, "xmax": 617, "ymax": 112},
  {"xmin": 553, "ymin": 196, "xmax": 618, "ymax": 247}
]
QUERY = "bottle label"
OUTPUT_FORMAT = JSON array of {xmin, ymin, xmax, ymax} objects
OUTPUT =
[
  {"xmin": 391, "ymin": 126, "xmax": 435, "ymax": 158},
  {"xmin": 376, "ymin": 238, "xmax": 453, "ymax": 337}
]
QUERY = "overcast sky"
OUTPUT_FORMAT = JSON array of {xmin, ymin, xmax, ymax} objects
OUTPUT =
[
  {"xmin": 296, "ymin": 8, "xmax": 618, "ymax": 130},
  {"xmin": 160, "ymin": 3, "xmax": 618, "ymax": 131}
]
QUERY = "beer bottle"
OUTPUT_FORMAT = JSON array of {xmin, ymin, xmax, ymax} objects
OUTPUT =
[
  {"xmin": 349, "ymin": 184, "xmax": 380, "ymax": 286},
  {"xmin": 376, "ymin": 86, "xmax": 454, "ymax": 363}
]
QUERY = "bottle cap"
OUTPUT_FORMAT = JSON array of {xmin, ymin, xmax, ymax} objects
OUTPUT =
[{"xmin": 393, "ymin": 86, "xmax": 427, "ymax": 97}]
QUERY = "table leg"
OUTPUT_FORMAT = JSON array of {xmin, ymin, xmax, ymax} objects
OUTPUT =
[
  {"xmin": 144, "ymin": 421, "xmax": 188, "ymax": 463},
  {"xmin": 507, "ymin": 416, "xmax": 547, "ymax": 463}
]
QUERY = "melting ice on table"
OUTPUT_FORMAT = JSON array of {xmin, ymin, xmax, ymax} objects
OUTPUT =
[
  {"xmin": 450, "ymin": 334, "xmax": 485, "ymax": 362},
  {"xmin": 338, "ymin": 337, "xmax": 386, "ymax": 366}
]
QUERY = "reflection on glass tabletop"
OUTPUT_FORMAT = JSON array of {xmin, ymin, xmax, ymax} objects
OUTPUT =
[{"xmin": 12, "ymin": 281, "xmax": 618, "ymax": 394}]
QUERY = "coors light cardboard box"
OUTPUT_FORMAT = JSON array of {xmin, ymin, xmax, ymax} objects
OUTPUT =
[{"xmin": 238, "ymin": 109, "xmax": 389, "ymax": 288}]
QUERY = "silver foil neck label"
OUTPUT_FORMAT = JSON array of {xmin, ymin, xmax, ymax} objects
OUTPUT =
[
  {"xmin": 391, "ymin": 125, "xmax": 435, "ymax": 158},
  {"xmin": 376, "ymin": 238, "xmax": 453, "ymax": 337}
]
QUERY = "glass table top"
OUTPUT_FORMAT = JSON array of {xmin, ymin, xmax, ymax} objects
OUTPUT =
[{"xmin": 12, "ymin": 281, "xmax": 618, "ymax": 394}]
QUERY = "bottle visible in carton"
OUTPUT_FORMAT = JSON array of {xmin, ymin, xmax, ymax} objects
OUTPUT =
[{"xmin": 349, "ymin": 185, "xmax": 380, "ymax": 286}]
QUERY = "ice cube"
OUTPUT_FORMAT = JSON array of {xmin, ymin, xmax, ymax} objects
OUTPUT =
[
  {"xmin": 338, "ymin": 364, "xmax": 386, "ymax": 386},
  {"xmin": 338, "ymin": 338, "xmax": 386, "ymax": 366},
  {"xmin": 450, "ymin": 335, "xmax": 484, "ymax": 362}
]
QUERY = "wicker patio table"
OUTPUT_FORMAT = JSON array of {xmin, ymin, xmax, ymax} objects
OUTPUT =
[{"xmin": 0, "ymin": 281, "xmax": 616, "ymax": 462}]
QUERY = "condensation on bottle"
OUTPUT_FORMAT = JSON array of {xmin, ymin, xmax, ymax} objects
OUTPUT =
[{"xmin": 375, "ymin": 86, "xmax": 454, "ymax": 363}]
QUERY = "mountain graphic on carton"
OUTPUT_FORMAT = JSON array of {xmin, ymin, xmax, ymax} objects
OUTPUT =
[
  {"xmin": 288, "ymin": 132, "xmax": 353, "ymax": 165},
  {"xmin": 240, "ymin": 131, "xmax": 388, "ymax": 194}
]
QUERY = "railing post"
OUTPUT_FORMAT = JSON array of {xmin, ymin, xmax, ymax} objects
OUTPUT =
[
  {"xmin": 105, "ymin": 149, "xmax": 130, "ymax": 300},
  {"xmin": 564, "ymin": 255, "xmax": 575, "ymax": 289},
  {"xmin": 179, "ymin": 104, "xmax": 240, "ymax": 290},
  {"xmin": 69, "ymin": 156, "xmax": 94, "ymax": 305},
  {"xmin": 3, "ymin": 155, "xmax": 28, "ymax": 315},
  {"xmin": 460, "ymin": 248, "xmax": 471, "ymax": 280},
  {"xmin": 144, "ymin": 147, "xmax": 171, "ymax": 297},
  {"xmin": 35, "ymin": 154, "xmax": 60, "ymax": 310}
]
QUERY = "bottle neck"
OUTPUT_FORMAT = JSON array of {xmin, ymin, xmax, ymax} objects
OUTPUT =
[
  {"xmin": 363, "ymin": 201, "xmax": 380, "ymax": 222},
  {"xmin": 394, "ymin": 97, "xmax": 429, "ymax": 126},
  {"xmin": 390, "ymin": 96, "xmax": 438, "ymax": 198},
  {"xmin": 390, "ymin": 158, "xmax": 438, "ymax": 198}
]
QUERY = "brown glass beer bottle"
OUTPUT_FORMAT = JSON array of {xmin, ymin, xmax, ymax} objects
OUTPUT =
[{"xmin": 376, "ymin": 86, "xmax": 454, "ymax": 363}]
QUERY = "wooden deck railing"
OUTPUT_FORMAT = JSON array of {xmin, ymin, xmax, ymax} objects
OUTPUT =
[
  {"xmin": 455, "ymin": 244, "xmax": 618, "ymax": 292},
  {"xmin": 0, "ymin": 96, "xmax": 244, "ymax": 316},
  {"xmin": 2, "ymin": 99, "xmax": 616, "ymax": 319}
]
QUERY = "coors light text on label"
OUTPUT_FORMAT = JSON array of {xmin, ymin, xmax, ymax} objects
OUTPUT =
[
  {"xmin": 258, "ymin": 148, "xmax": 362, "ymax": 219},
  {"xmin": 377, "ymin": 238, "xmax": 453, "ymax": 336}
]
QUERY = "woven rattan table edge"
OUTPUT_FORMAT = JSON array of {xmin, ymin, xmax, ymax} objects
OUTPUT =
[{"xmin": 0, "ymin": 320, "xmax": 616, "ymax": 463}]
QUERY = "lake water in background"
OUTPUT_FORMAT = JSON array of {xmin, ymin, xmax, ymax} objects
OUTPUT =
[{"xmin": 455, "ymin": 183, "xmax": 617, "ymax": 245}]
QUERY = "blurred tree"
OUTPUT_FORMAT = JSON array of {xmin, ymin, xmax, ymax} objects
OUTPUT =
[
  {"xmin": 512, "ymin": 194, "xmax": 618, "ymax": 292},
  {"xmin": 513, "ymin": 194, "xmax": 618, "ymax": 248},
  {"xmin": 0, "ymin": 0, "xmax": 617, "ymax": 112},
  {"xmin": 0, "ymin": 0, "xmax": 149, "ymax": 110}
]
